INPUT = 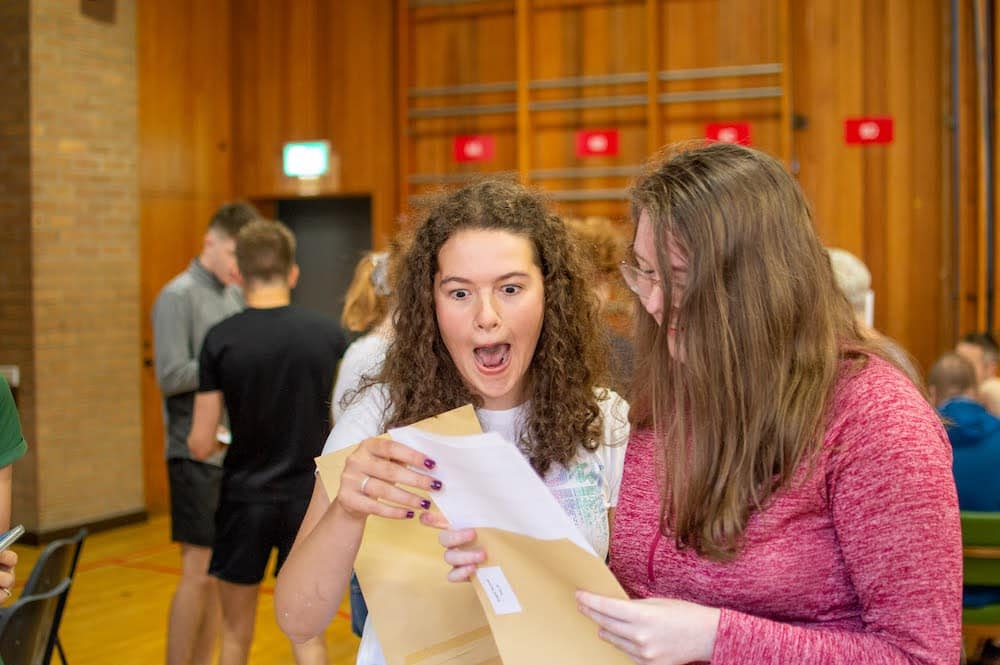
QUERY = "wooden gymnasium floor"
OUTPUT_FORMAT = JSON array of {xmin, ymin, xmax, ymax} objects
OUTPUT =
[{"xmin": 8, "ymin": 514, "xmax": 360, "ymax": 664}]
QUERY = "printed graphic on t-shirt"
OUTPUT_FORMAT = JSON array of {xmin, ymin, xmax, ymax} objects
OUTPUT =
[{"xmin": 545, "ymin": 458, "xmax": 609, "ymax": 559}]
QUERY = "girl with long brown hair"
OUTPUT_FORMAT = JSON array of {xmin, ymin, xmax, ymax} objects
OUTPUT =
[
  {"xmin": 444, "ymin": 143, "xmax": 963, "ymax": 663},
  {"xmin": 274, "ymin": 179, "xmax": 629, "ymax": 664}
]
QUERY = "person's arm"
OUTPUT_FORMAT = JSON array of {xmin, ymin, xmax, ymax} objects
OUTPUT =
[
  {"xmin": 274, "ymin": 478, "xmax": 364, "ymax": 642},
  {"xmin": 275, "ymin": 436, "xmax": 442, "ymax": 642},
  {"xmin": 152, "ymin": 290, "xmax": 198, "ymax": 397},
  {"xmin": 187, "ymin": 391, "xmax": 224, "ymax": 461},
  {"xmin": 274, "ymin": 387, "xmax": 443, "ymax": 643}
]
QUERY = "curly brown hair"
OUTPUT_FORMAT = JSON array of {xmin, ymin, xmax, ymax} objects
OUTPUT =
[{"xmin": 378, "ymin": 178, "xmax": 609, "ymax": 475}]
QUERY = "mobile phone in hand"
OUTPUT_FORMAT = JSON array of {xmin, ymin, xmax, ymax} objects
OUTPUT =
[{"xmin": 0, "ymin": 525, "xmax": 25, "ymax": 552}]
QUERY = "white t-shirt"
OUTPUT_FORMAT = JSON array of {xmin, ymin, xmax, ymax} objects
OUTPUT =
[
  {"xmin": 331, "ymin": 333, "xmax": 392, "ymax": 422},
  {"xmin": 322, "ymin": 385, "xmax": 630, "ymax": 665}
]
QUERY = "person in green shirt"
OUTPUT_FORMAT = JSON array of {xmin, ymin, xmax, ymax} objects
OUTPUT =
[{"xmin": 0, "ymin": 375, "xmax": 27, "ymax": 603}]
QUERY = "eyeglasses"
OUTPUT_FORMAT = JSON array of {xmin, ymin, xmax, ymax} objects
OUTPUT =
[{"xmin": 618, "ymin": 260, "xmax": 661, "ymax": 300}]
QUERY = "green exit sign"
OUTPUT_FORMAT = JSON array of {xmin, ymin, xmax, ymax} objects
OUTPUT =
[{"xmin": 283, "ymin": 141, "xmax": 330, "ymax": 178}]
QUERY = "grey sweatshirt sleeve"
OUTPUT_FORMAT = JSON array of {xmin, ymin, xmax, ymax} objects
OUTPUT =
[{"xmin": 152, "ymin": 289, "xmax": 198, "ymax": 397}]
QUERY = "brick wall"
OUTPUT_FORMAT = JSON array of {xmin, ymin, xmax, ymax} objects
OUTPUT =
[{"xmin": 1, "ymin": 0, "xmax": 143, "ymax": 533}]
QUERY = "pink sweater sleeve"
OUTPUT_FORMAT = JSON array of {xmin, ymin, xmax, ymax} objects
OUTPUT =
[{"xmin": 711, "ymin": 378, "xmax": 963, "ymax": 664}]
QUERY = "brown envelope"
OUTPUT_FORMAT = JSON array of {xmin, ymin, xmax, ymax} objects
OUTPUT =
[
  {"xmin": 315, "ymin": 405, "xmax": 501, "ymax": 665},
  {"xmin": 315, "ymin": 404, "xmax": 631, "ymax": 665},
  {"xmin": 471, "ymin": 528, "xmax": 632, "ymax": 664}
]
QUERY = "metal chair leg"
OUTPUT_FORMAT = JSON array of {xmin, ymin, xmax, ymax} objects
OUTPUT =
[{"xmin": 55, "ymin": 635, "xmax": 67, "ymax": 665}]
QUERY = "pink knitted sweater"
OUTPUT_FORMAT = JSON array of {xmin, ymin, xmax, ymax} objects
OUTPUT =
[{"xmin": 610, "ymin": 357, "xmax": 962, "ymax": 663}]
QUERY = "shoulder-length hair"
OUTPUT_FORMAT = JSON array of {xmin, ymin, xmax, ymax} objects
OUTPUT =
[
  {"xmin": 341, "ymin": 251, "xmax": 391, "ymax": 333},
  {"xmin": 629, "ymin": 142, "xmax": 895, "ymax": 560},
  {"xmin": 378, "ymin": 178, "xmax": 608, "ymax": 474}
]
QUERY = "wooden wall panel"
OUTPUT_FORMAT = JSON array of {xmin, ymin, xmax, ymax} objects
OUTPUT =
[
  {"xmin": 232, "ymin": 0, "xmax": 397, "ymax": 244},
  {"xmin": 530, "ymin": 1, "xmax": 646, "ymax": 80},
  {"xmin": 791, "ymin": 0, "xmax": 949, "ymax": 372},
  {"xmin": 530, "ymin": 1, "xmax": 646, "ymax": 221},
  {"xmin": 661, "ymin": 0, "xmax": 781, "ymax": 69},
  {"xmin": 136, "ymin": 0, "xmax": 963, "ymax": 443},
  {"xmin": 405, "ymin": 6, "xmax": 518, "ymax": 206},
  {"xmin": 659, "ymin": 0, "xmax": 786, "ymax": 160},
  {"xmin": 398, "ymin": 0, "xmax": 952, "ymax": 372},
  {"xmin": 955, "ymin": 0, "xmax": 981, "ymax": 337},
  {"xmin": 138, "ymin": 0, "xmax": 234, "ymax": 513},
  {"xmin": 401, "ymin": 0, "xmax": 787, "ymax": 222}
]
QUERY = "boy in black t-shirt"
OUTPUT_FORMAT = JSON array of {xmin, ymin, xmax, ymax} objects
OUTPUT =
[{"xmin": 188, "ymin": 219, "xmax": 346, "ymax": 665}]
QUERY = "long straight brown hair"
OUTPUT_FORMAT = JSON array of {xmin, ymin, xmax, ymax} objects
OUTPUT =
[{"xmin": 629, "ymin": 142, "xmax": 884, "ymax": 561}]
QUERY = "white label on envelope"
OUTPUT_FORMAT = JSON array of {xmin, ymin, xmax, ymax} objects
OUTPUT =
[{"xmin": 476, "ymin": 566, "xmax": 522, "ymax": 615}]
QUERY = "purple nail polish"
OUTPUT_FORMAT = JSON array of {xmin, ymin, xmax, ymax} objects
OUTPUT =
[
  {"xmin": 430, "ymin": 480, "xmax": 443, "ymax": 491},
  {"xmin": 406, "ymin": 510, "xmax": 415, "ymax": 519},
  {"xmin": 424, "ymin": 458, "xmax": 437, "ymax": 470},
  {"xmin": 420, "ymin": 499, "xmax": 432, "ymax": 509}
]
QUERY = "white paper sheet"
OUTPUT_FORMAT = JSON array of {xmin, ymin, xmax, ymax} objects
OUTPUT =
[{"xmin": 387, "ymin": 426, "xmax": 596, "ymax": 556}]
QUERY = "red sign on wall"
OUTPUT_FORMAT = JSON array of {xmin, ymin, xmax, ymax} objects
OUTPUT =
[
  {"xmin": 453, "ymin": 135, "xmax": 496, "ymax": 162},
  {"xmin": 705, "ymin": 122, "xmax": 752, "ymax": 146},
  {"xmin": 844, "ymin": 117, "xmax": 894, "ymax": 145},
  {"xmin": 575, "ymin": 129, "xmax": 620, "ymax": 157}
]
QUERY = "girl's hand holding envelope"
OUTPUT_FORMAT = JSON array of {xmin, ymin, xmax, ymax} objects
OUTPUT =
[
  {"xmin": 430, "ymin": 521, "xmax": 486, "ymax": 583},
  {"xmin": 336, "ymin": 436, "xmax": 442, "ymax": 521}
]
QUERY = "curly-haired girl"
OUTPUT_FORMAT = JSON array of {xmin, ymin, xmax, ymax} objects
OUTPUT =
[{"xmin": 275, "ymin": 178, "xmax": 629, "ymax": 664}]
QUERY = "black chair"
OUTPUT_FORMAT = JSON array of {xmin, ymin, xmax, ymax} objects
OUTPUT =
[
  {"xmin": 1, "ymin": 528, "xmax": 86, "ymax": 665},
  {"xmin": 0, "ymin": 579, "xmax": 71, "ymax": 665}
]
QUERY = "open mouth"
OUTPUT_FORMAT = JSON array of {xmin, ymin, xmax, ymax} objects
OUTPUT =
[{"xmin": 473, "ymin": 343, "xmax": 511, "ymax": 373}]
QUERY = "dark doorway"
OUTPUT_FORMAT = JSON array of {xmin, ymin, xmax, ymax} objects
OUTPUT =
[{"xmin": 276, "ymin": 196, "xmax": 372, "ymax": 324}]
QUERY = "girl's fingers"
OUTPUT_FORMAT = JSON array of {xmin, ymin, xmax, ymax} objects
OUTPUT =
[
  {"xmin": 363, "ymin": 438, "xmax": 437, "ymax": 476},
  {"xmin": 596, "ymin": 629, "xmax": 642, "ymax": 661},
  {"xmin": 438, "ymin": 528, "xmax": 477, "ymax": 548},
  {"xmin": 420, "ymin": 510, "xmax": 449, "ymax": 529},
  {"xmin": 446, "ymin": 564, "xmax": 478, "ymax": 583},
  {"xmin": 345, "ymin": 494, "xmax": 417, "ymax": 521},
  {"xmin": 347, "ymin": 438, "xmax": 442, "ymax": 494},
  {"xmin": 358, "ymin": 475, "xmax": 433, "ymax": 512},
  {"xmin": 443, "ymin": 546, "xmax": 486, "ymax": 568}
]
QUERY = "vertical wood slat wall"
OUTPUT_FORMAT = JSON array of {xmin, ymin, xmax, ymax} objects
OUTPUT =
[
  {"xmin": 133, "ymin": 0, "xmax": 999, "ymax": 510},
  {"xmin": 138, "ymin": 4, "xmax": 973, "ymax": 513},
  {"xmin": 231, "ymin": 0, "xmax": 398, "ymax": 244},
  {"xmin": 138, "ymin": 0, "xmax": 236, "ymax": 512},
  {"xmin": 138, "ymin": 0, "xmax": 399, "ymax": 511},
  {"xmin": 399, "ymin": 0, "xmax": 790, "ymax": 222},
  {"xmin": 398, "ymin": 0, "xmax": 953, "ymax": 371}
]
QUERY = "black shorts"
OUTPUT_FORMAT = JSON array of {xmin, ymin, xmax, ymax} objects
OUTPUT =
[
  {"xmin": 208, "ymin": 496, "xmax": 311, "ymax": 585},
  {"xmin": 168, "ymin": 458, "xmax": 223, "ymax": 547}
]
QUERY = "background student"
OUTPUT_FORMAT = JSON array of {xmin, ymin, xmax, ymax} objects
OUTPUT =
[
  {"xmin": 152, "ymin": 201, "xmax": 260, "ymax": 665},
  {"xmin": 188, "ymin": 219, "xmax": 347, "ymax": 665}
]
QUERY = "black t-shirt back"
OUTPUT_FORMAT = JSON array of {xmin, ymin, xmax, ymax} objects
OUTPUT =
[{"xmin": 199, "ymin": 305, "xmax": 347, "ymax": 501}]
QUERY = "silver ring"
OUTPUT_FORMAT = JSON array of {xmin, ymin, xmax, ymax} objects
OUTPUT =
[{"xmin": 360, "ymin": 475, "xmax": 371, "ymax": 496}]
